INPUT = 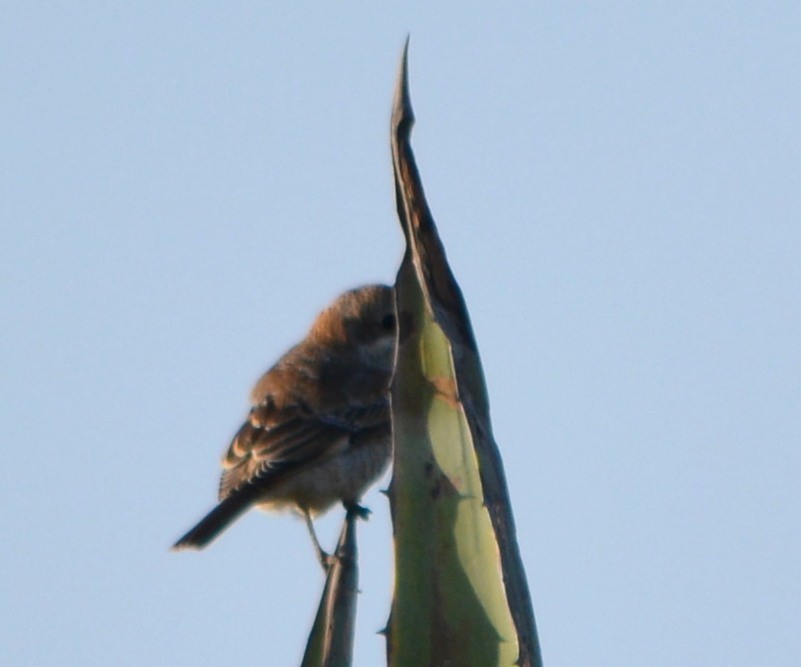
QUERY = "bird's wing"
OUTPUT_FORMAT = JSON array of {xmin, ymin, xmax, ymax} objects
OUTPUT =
[{"xmin": 218, "ymin": 398, "xmax": 388, "ymax": 500}]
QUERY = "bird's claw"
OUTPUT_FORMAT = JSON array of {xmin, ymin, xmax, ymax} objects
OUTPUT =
[
  {"xmin": 345, "ymin": 502, "xmax": 371, "ymax": 521},
  {"xmin": 317, "ymin": 547, "xmax": 335, "ymax": 573}
]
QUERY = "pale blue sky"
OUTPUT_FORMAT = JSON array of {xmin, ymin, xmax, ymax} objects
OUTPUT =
[{"xmin": 3, "ymin": 4, "xmax": 800, "ymax": 666}]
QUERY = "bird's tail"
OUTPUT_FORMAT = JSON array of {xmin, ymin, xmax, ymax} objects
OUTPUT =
[{"xmin": 172, "ymin": 486, "xmax": 260, "ymax": 551}]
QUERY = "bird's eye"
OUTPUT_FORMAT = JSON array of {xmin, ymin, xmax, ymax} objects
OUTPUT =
[{"xmin": 381, "ymin": 313, "xmax": 396, "ymax": 331}]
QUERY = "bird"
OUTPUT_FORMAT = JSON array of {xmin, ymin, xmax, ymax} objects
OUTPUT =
[{"xmin": 172, "ymin": 284, "xmax": 396, "ymax": 567}]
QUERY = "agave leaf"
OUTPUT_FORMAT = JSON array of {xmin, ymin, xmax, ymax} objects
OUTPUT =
[
  {"xmin": 387, "ymin": 41, "xmax": 543, "ymax": 667},
  {"xmin": 301, "ymin": 514, "xmax": 359, "ymax": 667}
]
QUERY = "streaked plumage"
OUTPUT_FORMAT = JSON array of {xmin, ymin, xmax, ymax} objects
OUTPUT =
[{"xmin": 172, "ymin": 285, "xmax": 396, "ymax": 556}]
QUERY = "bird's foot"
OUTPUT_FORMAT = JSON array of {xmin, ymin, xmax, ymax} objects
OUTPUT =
[
  {"xmin": 344, "ymin": 502, "xmax": 371, "ymax": 521},
  {"xmin": 316, "ymin": 547, "xmax": 335, "ymax": 573}
]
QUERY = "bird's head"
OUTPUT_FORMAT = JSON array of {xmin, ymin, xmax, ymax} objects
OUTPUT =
[{"xmin": 310, "ymin": 284, "xmax": 397, "ymax": 372}]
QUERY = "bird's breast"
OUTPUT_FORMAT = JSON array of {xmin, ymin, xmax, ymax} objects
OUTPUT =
[{"xmin": 254, "ymin": 424, "xmax": 391, "ymax": 516}]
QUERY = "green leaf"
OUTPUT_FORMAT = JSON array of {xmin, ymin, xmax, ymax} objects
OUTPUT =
[
  {"xmin": 386, "ymin": 40, "xmax": 543, "ymax": 667},
  {"xmin": 301, "ymin": 514, "xmax": 360, "ymax": 667}
]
